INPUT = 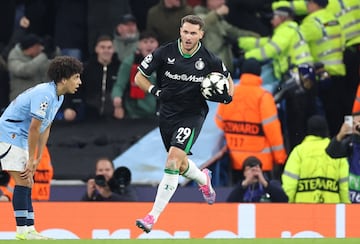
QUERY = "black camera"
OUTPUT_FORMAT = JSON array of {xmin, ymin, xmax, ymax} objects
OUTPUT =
[
  {"xmin": 356, "ymin": 124, "xmax": 360, "ymax": 133},
  {"xmin": 94, "ymin": 166, "xmax": 132, "ymax": 194},
  {"xmin": 94, "ymin": 174, "xmax": 107, "ymax": 187}
]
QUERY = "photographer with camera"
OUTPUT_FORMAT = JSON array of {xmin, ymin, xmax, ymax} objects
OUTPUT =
[
  {"xmin": 226, "ymin": 156, "xmax": 288, "ymax": 203},
  {"xmin": 81, "ymin": 157, "xmax": 137, "ymax": 202},
  {"xmin": 326, "ymin": 112, "xmax": 360, "ymax": 203}
]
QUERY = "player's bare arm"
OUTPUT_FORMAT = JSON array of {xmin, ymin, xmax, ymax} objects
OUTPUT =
[
  {"xmin": 228, "ymin": 76, "xmax": 235, "ymax": 96},
  {"xmin": 21, "ymin": 118, "xmax": 42, "ymax": 179},
  {"xmin": 37, "ymin": 125, "xmax": 51, "ymax": 161},
  {"xmin": 135, "ymin": 71, "xmax": 152, "ymax": 92}
]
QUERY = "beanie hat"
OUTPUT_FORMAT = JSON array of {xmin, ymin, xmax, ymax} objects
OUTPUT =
[
  {"xmin": 119, "ymin": 14, "xmax": 136, "ymax": 24},
  {"xmin": 306, "ymin": 115, "xmax": 329, "ymax": 138},
  {"xmin": 241, "ymin": 58, "xmax": 262, "ymax": 76},
  {"xmin": 19, "ymin": 34, "xmax": 43, "ymax": 50},
  {"xmin": 309, "ymin": 0, "xmax": 329, "ymax": 8}
]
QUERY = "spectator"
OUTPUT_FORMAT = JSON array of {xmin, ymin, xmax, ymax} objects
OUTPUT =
[
  {"xmin": 282, "ymin": 115, "xmax": 350, "ymax": 203},
  {"xmin": 226, "ymin": 156, "xmax": 288, "ymax": 202},
  {"xmin": 62, "ymin": 35, "xmax": 120, "ymax": 121},
  {"xmin": 146, "ymin": 0, "xmax": 194, "ymax": 45},
  {"xmin": 7, "ymin": 33, "xmax": 52, "ymax": 100},
  {"xmin": 215, "ymin": 58, "xmax": 287, "ymax": 184},
  {"xmin": 194, "ymin": 0, "xmax": 260, "ymax": 74},
  {"xmin": 113, "ymin": 14, "xmax": 140, "ymax": 63},
  {"xmin": 81, "ymin": 157, "xmax": 137, "ymax": 202},
  {"xmin": 326, "ymin": 112, "xmax": 360, "ymax": 203},
  {"xmin": 299, "ymin": 0, "xmax": 346, "ymax": 136},
  {"xmin": 87, "ymin": 0, "xmax": 131, "ymax": 56},
  {"xmin": 111, "ymin": 31, "xmax": 159, "ymax": 119},
  {"xmin": 238, "ymin": 7, "xmax": 316, "ymax": 150}
]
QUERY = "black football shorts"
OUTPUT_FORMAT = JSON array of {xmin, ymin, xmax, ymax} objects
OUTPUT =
[{"xmin": 159, "ymin": 114, "xmax": 206, "ymax": 154}]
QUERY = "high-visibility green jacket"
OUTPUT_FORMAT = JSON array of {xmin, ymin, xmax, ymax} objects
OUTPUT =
[
  {"xmin": 272, "ymin": 0, "xmax": 308, "ymax": 16},
  {"xmin": 299, "ymin": 9, "xmax": 345, "ymax": 76},
  {"xmin": 273, "ymin": 0, "xmax": 360, "ymax": 47},
  {"xmin": 282, "ymin": 135, "xmax": 350, "ymax": 203},
  {"xmin": 327, "ymin": 0, "xmax": 360, "ymax": 47},
  {"xmin": 239, "ymin": 20, "xmax": 313, "ymax": 80}
]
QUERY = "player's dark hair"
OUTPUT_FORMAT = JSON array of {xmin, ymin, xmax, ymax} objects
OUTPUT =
[
  {"xmin": 181, "ymin": 15, "xmax": 205, "ymax": 30},
  {"xmin": 47, "ymin": 56, "xmax": 83, "ymax": 83}
]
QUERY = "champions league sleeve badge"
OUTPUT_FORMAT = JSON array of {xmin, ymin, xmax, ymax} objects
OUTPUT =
[
  {"xmin": 35, "ymin": 101, "xmax": 48, "ymax": 117},
  {"xmin": 141, "ymin": 54, "xmax": 153, "ymax": 69}
]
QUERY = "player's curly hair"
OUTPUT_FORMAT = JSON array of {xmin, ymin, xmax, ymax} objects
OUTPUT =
[{"xmin": 47, "ymin": 56, "xmax": 83, "ymax": 83}]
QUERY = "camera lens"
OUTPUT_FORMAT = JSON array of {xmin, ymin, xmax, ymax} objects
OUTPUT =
[{"xmin": 94, "ymin": 175, "xmax": 107, "ymax": 187}]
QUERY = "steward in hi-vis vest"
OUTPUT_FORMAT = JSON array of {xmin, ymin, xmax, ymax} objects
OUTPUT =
[
  {"xmin": 215, "ymin": 59, "xmax": 287, "ymax": 182},
  {"xmin": 282, "ymin": 115, "xmax": 350, "ymax": 203}
]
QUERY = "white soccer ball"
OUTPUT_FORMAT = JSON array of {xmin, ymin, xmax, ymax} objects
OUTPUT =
[{"xmin": 200, "ymin": 72, "xmax": 229, "ymax": 100}]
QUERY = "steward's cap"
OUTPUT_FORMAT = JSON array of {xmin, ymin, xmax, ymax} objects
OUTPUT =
[{"xmin": 273, "ymin": 6, "xmax": 294, "ymax": 18}]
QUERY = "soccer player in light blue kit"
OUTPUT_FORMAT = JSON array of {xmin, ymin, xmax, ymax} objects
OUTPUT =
[{"xmin": 0, "ymin": 56, "xmax": 83, "ymax": 240}]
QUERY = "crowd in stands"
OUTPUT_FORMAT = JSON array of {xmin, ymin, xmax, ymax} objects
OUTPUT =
[{"xmin": 0, "ymin": 0, "xmax": 359, "ymax": 204}]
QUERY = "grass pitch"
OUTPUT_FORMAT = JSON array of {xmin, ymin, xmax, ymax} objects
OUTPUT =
[{"xmin": 1, "ymin": 239, "xmax": 359, "ymax": 244}]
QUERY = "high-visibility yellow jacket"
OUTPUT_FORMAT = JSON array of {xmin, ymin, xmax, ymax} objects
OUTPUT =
[
  {"xmin": 239, "ymin": 20, "xmax": 313, "ymax": 80},
  {"xmin": 300, "ymin": 8, "xmax": 345, "ymax": 76},
  {"xmin": 273, "ymin": 0, "xmax": 360, "ymax": 47},
  {"xmin": 353, "ymin": 84, "xmax": 360, "ymax": 113},
  {"xmin": 282, "ymin": 135, "xmax": 350, "ymax": 203},
  {"xmin": 272, "ymin": 0, "xmax": 308, "ymax": 16},
  {"xmin": 215, "ymin": 73, "xmax": 287, "ymax": 171}
]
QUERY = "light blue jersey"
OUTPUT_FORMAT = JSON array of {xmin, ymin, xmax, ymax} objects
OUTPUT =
[{"xmin": 0, "ymin": 82, "xmax": 63, "ymax": 149}]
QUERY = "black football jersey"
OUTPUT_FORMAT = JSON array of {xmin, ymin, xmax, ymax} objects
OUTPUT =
[{"xmin": 138, "ymin": 39, "xmax": 229, "ymax": 118}]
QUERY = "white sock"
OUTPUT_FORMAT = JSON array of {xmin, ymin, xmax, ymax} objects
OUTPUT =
[
  {"xmin": 16, "ymin": 226, "xmax": 27, "ymax": 234},
  {"xmin": 149, "ymin": 171, "xmax": 179, "ymax": 222},
  {"xmin": 182, "ymin": 159, "xmax": 206, "ymax": 185}
]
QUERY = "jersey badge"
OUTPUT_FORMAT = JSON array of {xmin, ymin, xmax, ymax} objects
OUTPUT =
[{"xmin": 195, "ymin": 58, "xmax": 205, "ymax": 70}]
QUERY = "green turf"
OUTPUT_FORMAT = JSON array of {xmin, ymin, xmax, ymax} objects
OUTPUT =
[{"xmin": 1, "ymin": 239, "xmax": 359, "ymax": 244}]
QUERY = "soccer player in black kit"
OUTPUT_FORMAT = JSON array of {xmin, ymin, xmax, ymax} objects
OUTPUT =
[{"xmin": 134, "ymin": 15, "xmax": 234, "ymax": 233}]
